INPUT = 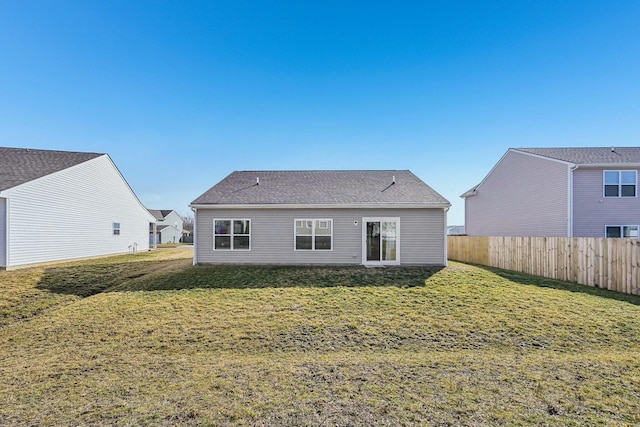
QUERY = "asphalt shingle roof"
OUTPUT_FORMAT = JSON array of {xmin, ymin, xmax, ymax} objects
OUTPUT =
[
  {"xmin": 192, "ymin": 170, "xmax": 450, "ymax": 206},
  {"xmin": 515, "ymin": 147, "xmax": 640, "ymax": 164},
  {"xmin": 0, "ymin": 147, "xmax": 104, "ymax": 192},
  {"xmin": 148, "ymin": 209, "xmax": 175, "ymax": 220}
]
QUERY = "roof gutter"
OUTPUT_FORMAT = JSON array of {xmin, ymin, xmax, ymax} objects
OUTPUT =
[
  {"xmin": 569, "ymin": 163, "xmax": 640, "ymax": 168},
  {"xmin": 189, "ymin": 202, "xmax": 452, "ymax": 209},
  {"xmin": 460, "ymin": 188, "xmax": 477, "ymax": 198}
]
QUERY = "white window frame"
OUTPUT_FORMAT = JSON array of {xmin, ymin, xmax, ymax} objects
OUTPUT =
[
  {"xmin": 603, "ymin": 170, "xmax": 637, "ymax": 198},
  {"xmin": 605, "ymin": 225, "xmax": 639, "ymax": 238},
  {"xmin": 294, "ymin": 219, "xmax": 333, "ymax": 251},
  {"xmin": 213, "ymin": 219, "xmax": 251, "ymax": 250},
  {"xmin": 113, "ymin": 222, "xmax": 121, "ymax": 236},
  {"xmin": 362, "ymin": 217, "xmax": 401, "ymax": 266}
]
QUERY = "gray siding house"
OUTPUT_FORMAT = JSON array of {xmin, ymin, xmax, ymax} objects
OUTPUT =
[
  {"xmin": 0, "ymin": 147, "xmax": 156, "ymax": 268},
  {"xmin": 190, "ymin": 170, "xmax": 450, "ymax": 266},
  {"xmin": 463, "ymin": 147, "xmax": 640, "ymax": 237}
]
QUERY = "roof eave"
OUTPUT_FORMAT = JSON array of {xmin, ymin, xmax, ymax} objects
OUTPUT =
[
  {"xmin": 190, "ymin": 202, "xmax": 451, "ymax": 210},
  {"xmin": 460, "ymin": 187, "xmax": 478, "ymax": 198},
  {"xmin": 572, "ymin": 163, "xmax": 640, "ymax": 168}
]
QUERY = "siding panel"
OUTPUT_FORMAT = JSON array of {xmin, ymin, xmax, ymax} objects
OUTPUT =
[
  {"xmin": 4, "ymin": 156, "xmax": 153, "ymax": 267},
  {"xmin": 157, "ymin": 227, "xmax": 183, "ymax": 244},
  {"xmin": 573, "ymin": 168, "xmax": 640, "ymax": 237},
  {"xmin": 465, "ymin": 150, "xmax": 569, "ymax": 236},
  {"xmin": 195, "ymin": 208, "xmax": 446, "ymax": 266}
]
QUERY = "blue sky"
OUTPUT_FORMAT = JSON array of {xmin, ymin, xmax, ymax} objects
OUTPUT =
[{"xmin": 1, "ymin": 1, "xmax": 639, "ymax": 225}]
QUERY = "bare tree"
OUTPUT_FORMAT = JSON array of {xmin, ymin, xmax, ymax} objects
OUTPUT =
[{"xmin": 181, "ymin": 214, "xmax": 194, "ymax": 234}]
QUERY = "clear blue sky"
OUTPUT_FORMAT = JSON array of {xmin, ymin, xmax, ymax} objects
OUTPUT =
[{"xmin": 1, "ymin": 1, "xmax": 639, "ymax": 225}]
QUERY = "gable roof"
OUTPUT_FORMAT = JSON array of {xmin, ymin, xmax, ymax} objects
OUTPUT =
[
  {"xmin": 148, "ymin": 209, "xmax": 176, "ymax": 220},
  {"xmin": 462, "ymin": 146, "xmax": 640, "ymax": 198},
  {"xmin": 0, "ymin": 147, "xmax": 104, "ymax": 191},
  {"xmin": 191, "ymin": 170, "xmax": 450, "ymax": 207},
  {"xmin": 514, "ymin": 147, "xmax": 640, "ymax": 165}
]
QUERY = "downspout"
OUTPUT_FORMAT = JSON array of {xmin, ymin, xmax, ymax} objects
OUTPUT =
[
  {"xmin": 568, "ymin": 164, "xmax": 579, "ymax": 237},
  {"xmin": 443, "ymin": 206, "xmax": 450, "ymax": 267},
  {"xmin": 153, "ymin": 221, "xmax": 157, "ymax": 250},
  {"xmin": 191, "ymin": 207, "xmax": 197, "ymax": 265}
]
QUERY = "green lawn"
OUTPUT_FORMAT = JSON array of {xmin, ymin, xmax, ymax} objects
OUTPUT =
[{"xmin": 1, "ymin": 249, "xmax": 639, "ymax": 426}]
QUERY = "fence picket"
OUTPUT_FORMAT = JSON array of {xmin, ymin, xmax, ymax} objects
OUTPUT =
[{"xmin": 448, "ymin": 236, "xmax": 640, "ymax": 296}]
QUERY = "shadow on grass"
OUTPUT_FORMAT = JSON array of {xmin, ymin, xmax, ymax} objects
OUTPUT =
[
  {"xmin": 34, "ymin": 260, "xmax": 171, "ymax": 297},
  {"xmin": 36, "ymin": 261, "xmax": 443, "ymax": 296},
  {"xmin": 473, "ymin": 263, "xmax": 640, "ymax": 306}
]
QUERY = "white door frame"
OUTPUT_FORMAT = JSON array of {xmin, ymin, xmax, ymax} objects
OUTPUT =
[{"xmin": 362, "ymin": 217, "xmax": 400, "ymax": 266}]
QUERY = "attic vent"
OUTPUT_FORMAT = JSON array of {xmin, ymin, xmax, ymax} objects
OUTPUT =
[{"xmin": 611, "ymin": 147, "xmax": 616, "ymax": 152}]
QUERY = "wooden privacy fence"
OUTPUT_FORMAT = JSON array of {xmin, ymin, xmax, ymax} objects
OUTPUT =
[{"xmin": 448, "ymin": 236, "xmax": 640, "ymax": 296}]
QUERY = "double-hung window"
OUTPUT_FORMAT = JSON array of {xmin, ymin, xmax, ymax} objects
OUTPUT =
[
  {"xmin": 214, "ymin": 219, "xmax": 251, "ymax": 250},
  {"xmin": 113, "ymin": 222, "xmax": 121, "ymax": 236},
  {"xmin": 604, "ymin": 170, "xmax": 637, "ymax": 197},
  {"xmin": 606, "ymin": 225, "xmax": 639, "ymax": 238},
  {"xmin": 295, "ymin": 219, "xmax": 332, "ymax": 250}
]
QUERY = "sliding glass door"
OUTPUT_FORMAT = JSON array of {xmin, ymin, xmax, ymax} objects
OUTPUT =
[{"xmin": 363, "ymin": 218, "xmax": 400, "ymax": 265}]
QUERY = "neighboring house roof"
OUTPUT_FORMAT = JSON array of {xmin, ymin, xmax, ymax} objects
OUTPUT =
[
  {"xmin": 0, "ymin": 146, "xmax": 103, "ymax": 191},
  {"xmin": 148, "ymin": 209, "xmax": 177, "ymax": 220},
  {"xmin": 514, "ymin": 147, "xmax": 640, "ymax": 165},
  {"xmin": 149, "ymin": 224, "xmax": 173, "ymax": 231},
  {"xmin": 191, "ymin": 170, "xmax": 450, "ymax": 207}
]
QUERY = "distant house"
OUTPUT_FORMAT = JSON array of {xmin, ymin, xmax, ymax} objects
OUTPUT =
[
  {"xmin": 447, "ymin": 225, "xmax": 466, "ymax": 235},
  {"xmin": 0, "ymin": 147, "xmax": 156, "ymax": 269},
  {"xmin": 463, "ymin": 147, "xmax": 640, "ymax": 237},
  {"xmin": 148, "ymin": 209, "xmax": 184, "ymax": 244},
  {"xmin": 190, "ymin": 170, "xmax": 450, "ymax": 266}
]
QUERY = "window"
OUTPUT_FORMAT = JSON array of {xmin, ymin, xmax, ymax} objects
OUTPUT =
[
  {"xmin": 113, "ymin": 222, "xmax": 120, "ymax": 236},
  {"xmin": 214, "ymin": 219, "xmax": 250, "ymax": 250},
  {"xmin": 604, "ymin": 170, "xmax": 637, "ymax": 197},
  {"xmin": 295, "ymin": 219, "xmax": 332, "ymax": 250},
  {"xmin": 606, "ymin": 225, "xmax": 639, "ymax": 238}
]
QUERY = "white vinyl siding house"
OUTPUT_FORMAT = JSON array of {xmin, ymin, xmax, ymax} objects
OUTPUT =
[
  {"xmin": 148, "ymin": 209, "xmax": 184, "ymax": 244},
  {"xmin": 0, "ymin": 147, "xmax": 156, "ymax": 268},
  {"xmin": 150, "ymin": 225, "xmax": 183, "ymax": 245},
  {"xmin": 191, "ymin": 171, "xmax": 450, "ymax": 266},
  {"xmin": 464, "ymin": 147, "xmax": 640, "ymax": 238}
]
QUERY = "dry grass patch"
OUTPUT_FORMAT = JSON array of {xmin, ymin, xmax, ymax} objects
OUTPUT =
[{"xmin": 1, "ymin": 253, "xmax": 640, "ymax": 425}]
